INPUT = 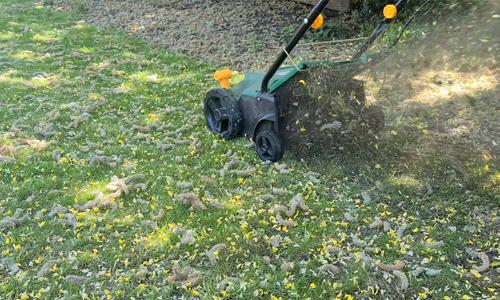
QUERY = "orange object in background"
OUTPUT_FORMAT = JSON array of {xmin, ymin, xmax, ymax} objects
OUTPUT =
[
  {"xmin": 311, "ymin": 14, "xmax": 325, "ymax": 30},
  {"xmin": 214, "ymin": 69, "xmax": 232, "ymax": 89},
  {"xmin": 383, "ymin": 4, "xmax": 398, "ymax": 20}
]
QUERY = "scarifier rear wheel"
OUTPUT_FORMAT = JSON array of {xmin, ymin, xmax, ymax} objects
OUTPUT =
[
  {"xmin": 255, "ymin": 126, "xmax": 283, "ymax": 162},
  {"xmin": 204, "ymin": 88, "xmax": 243, "ymax": 140}
]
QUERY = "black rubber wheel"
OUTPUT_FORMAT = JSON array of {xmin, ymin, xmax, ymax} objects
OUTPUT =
[
  {"xmin": 255, "ymin": 128, "xmax": 283, "ymax": 162},
  {"xmin": 361, "ymin": 105, "xmax": 385, "ymax": 131},
  {"xmin": 204, "ymin": 88, "xmax": 243, "ymax": 140}
]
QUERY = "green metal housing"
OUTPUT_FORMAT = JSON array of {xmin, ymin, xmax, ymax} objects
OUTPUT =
[{"xmin": 231, "ymin": 59, "xmax": 360, "ymax": 99}]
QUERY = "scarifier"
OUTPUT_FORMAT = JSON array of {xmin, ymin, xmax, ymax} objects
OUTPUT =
[{"xmin": 203, "ymin": 0, "xmax": 421, "ymax": 162}]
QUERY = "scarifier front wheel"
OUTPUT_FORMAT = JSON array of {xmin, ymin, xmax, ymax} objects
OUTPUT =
[
  {"xmin": 255, "ymin": 128, "xmax": 283, "ymax": 162},
  {"xmin": 204, "ymin": 88, "xmax": 243, "ymax": 140}
]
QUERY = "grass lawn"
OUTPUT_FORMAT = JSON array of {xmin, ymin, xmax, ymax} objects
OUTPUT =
[{"xmin": 0, "ymin": 0, "xmax": 498, "ymax": 299}]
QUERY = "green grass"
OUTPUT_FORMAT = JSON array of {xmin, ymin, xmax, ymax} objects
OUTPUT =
[{"xmin": 0, "ymin": 1, "xmax": 498, "ymax": 299}]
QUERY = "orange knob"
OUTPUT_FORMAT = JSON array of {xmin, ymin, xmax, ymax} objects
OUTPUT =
[
  {"xmin": 383, "ymin": 4, "xmax": 398, "ymax": 20},
  {"xmin": 311, "ymin": 14, "xmax": 325, "ymax": 30},
  {"xmin": 214, "ymin": 69, "xmax": 232, "ymax": 89}
]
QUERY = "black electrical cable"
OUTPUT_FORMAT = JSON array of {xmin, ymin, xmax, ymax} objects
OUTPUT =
[
  {"xmin": 351, "ymin": 0, "xmax": 409, "ymax": 60},
  {"xmin": 392, "ymin": 0, "xmax": 432, "ymax": 46}
]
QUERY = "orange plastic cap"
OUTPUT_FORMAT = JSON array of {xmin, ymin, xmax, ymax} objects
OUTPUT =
[
  {"xmin": 214, "ymin": 69, "xmax": 232, "ymax": 89},
  {"xmin": 311, "ymin": 14, "xmax": 325, "ymax": 30},
  {"xmin": 383, "ymin": 4, "xmax": 398, "ymax": 20}
]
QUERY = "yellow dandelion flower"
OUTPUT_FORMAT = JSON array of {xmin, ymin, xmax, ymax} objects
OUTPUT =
[
  {"xmin": 345, "ymin": 294, "xmax": 354, "ymax": 300},
  {"xmin": 469, "ymin": 269, "xmax": 481, "ymax": 278}
]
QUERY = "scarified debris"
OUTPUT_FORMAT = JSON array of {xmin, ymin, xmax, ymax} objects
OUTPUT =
[
  {"xmin": 200, "ymin": 176, "xmax": 217, "ymax": 186},
  {"xmin": 79, "ymin": 141, "xmax": 100, "ymax": 153},
  {"xmin": 393, "ymin": 270, "xmax": 409, "ymax": 291},
  {"xmin": 152, "ymin": 209, "xmax": 165, "ymax": 221},
  {"xmin": 20, "ymin": 139, "xmax": 49, "ymax": 151},
  {"xmin": 467, "ymin": 249, "xmax": 490, "ymax": 272},
  {"xmin": 422, "ymin": 240, "xmax": 445, "ymax": 249},
  {"xmin": 47, "ymin": 109, "xmax": 60, "ymax": 121},
  {"xmin": 132, "ymin": 122, "xmax": 165, "ymax": 133},
  {"xmin": 88, "ymin": 155, "xmax": 121, "ymax": 167},
  {"xmin": 396, "ymin": 224, "xmax": 410, "ymax": 239},
  {"xmin": 361, "ymin": 191, "xmax": 372, "ymax": 204},
  {"xmin": 75, "ymin": 175, "xmax": 144, "ymax": 211},
  {"xmin": 352, "ymin": 251, "xmax": 372, "ymax": 264},
  {"xmin": 66, "ymin": 113, "xmax": 91, "ymax": 129},
  {"xmin": 37, "ymin": 259, "xmax": 59, "ymax": 278},
  {"xmin": 75, "ymin": 174, "xmax": 146, "ymax": 211},
  {"xmin": 350, "ymin": 234, "xmax": 367, "ymax": 247},
  {"xmin": 58, "ymin": 213, "xmax": 77, "ymax": 228},
  {"xmin": 229, "ymin": 167, "xmax": 256, "ymax": 177},
  {"xmin": 176, "ymin": 181, "xmax": 193, "ymax": 190},
  {"xmin": 344, "ymin": 212, "xmax": 357, "ymax": 222},
  {"xmin": 141, "ymin": 220, "xmax": 158, "ymax": 229},
  {"xmin": 206, "ymin": 243, "xmax": 227, "ymax": 265},
  {"xmin": 383, "ymin": 221, "xmax": 392, "ymax": 232},
  {"xmin": 365, "ymin": 246, "xmax": 380, "ymax": 254},
  {"xmin": 379, "ymin": 261, "xmax": 405, "ymax": 272},
  {"xmin": 424, "ymin": 268, "xmax": 442, "ymax": 276},
  {"xmin": 175, "ymin": 193, "xmax": 206, "ymax": 210},
  {"xmin": 273, "ymin": 163, "xmax": 291, "ymax": 174},
  {"xmin": 47, "ymin": 203, "xmax": 68, "ymax": 217},
  {"xmin": 320, "ymin": 121, "xmax": 342, "ymax": 131},
  {"xmin": 157, "ymin": 142, "xmax": 174, "ymax": 152},
  {"xmin": 369, "ymin": 217, "xmax": 383, "ymax": 229},
  {"xmin": 412, "ymin": 267, "xmax": 425, "ymax": 277},
  {"xmin": 217, "ymin": 277, "xmax": 237, "ymax": 291},
  {"xmin": 274, "ymin": 194, "xmax": 308, "ymax": 218},
  {"xmin": 280, "ymin": 261, "xmax": 295, "ymax": 272},
  {"xmin": 173, "ymin": 138, "xmax": 190, "ymax": 145},
  {"xmin": 106, "ymin": 177, "xmax": 128, "ymax": 193},
  {"xmin": 0, "ymin": 155, "xmax": 15, "ymax": 163},
  {"xmin": 327, "ymin": 245, "xmax": 343, "ymax": 256},
  {"xmin": 180, "ymin": 230, "xmax": 195, "ymax": 246},
  {"xmin": 1, "ymin": 257, "xmax": 21, "ymax": 275},
  {"xmin": 270, "ymin": 235, "xmax": 282, "ymax": 248},
  {"xmin": 0, "ymin": 144, "xmax": 16, "ymax": 156},
  {"xmin": 25, "ymin": 195, "xmax": 35, "ymax": 203},
  {"xmin": 220, "ymin": 159, "xmax": 243, "ymax": 176},
  {"xmin": 207, "ymin": 200, "xmax": 225, "ymax": 209},
  {"xmin": 65, "ymin": 275, "xmax": 86, "ymax": 284},
  {"xmin": 319, "ymin": 263, "xmax": 339, "ymax": 276},
  {"xmin": 74, "ymin": 192, "xmax": 118, "ymax": 211},
  {"xmin": 0, "ymin": 209, "xmax": 30, "ymax": 229},
  {"xmin": 272, "ymin": 188, "xmax": 289, "ymax": 196},
  {"xmin": 276, "ymin": 214, "xmax": 297, "ymax": 227},
  {"xmin": 34, "ymin": 122, "xmax": 57, "ymax": 138},
  {"xmin": 257, "ymin": 194, "xmax": 275, "ymax": 202},
  {"xmin": 46, "ymin": 204, "xmax": 77, "ymax": 228},
  {"xmin": 166, "ymin": 263, "xmax": 202, "ymax": 287}
]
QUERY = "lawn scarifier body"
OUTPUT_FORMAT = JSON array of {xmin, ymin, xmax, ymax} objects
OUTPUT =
[{"xmin": 204, "ymin": 0, "xmax": 410, "ymax": 162}]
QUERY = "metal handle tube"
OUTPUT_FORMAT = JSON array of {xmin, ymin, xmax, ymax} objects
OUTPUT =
[
  {"xmin": 261, "ymin": 0, "xmax": 330, "ymax": 93},
  {"xmin": 351, "ymin": 0, "xmax": 407, "ymax": 60}
]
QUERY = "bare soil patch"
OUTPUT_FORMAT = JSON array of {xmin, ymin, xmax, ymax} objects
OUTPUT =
[{"xmin": 56, "ymin": 0, "xmax": 361, "ymax": 70}]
